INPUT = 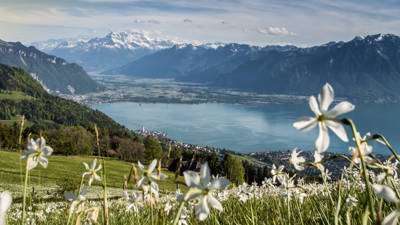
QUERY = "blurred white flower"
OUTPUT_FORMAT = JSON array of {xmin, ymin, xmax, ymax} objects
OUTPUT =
[
  {"xmin": 83, "ymin": 158, "xmax": 102, "ymax": 186},
  {"xmin": 345, "ymin": 194, "xmax": 358, "ymax": 207},
  {"xmin": 21, "ymin": 137, "xmax": 53, "ymax": 170},
  {"xmin": 271, "ymin": 164, "xmax": 284, "ymax": 184},
  {"xmin": 313, "ymin": 151, "xmax": 324, "ymax": 171},
  {"xmin": 64, "ymin": 186, "xmax": 87, "ymax": 215},
  {"xmin": 0, "ymin": 191, "xmax": 12, "ymax": 225},
  {"xmin": 164, "ymin": 202, "xmax": 172, "ymax": 215},
  {"xmin": 183, "ymin": 162, "xmax": 230, "ymax": 221},
  {"xmin": 123, "ymin": 190, "xmax": 143, "ymax": 212},
  {"xmin": 349, "ymin": 132, "xmax": 373, "ymax": 164},
  {"xmin": 373, "ymin": 184, "xmax": 400, "ymax": 225},
  {"xmin": 293, "ymin": 83, "xmax": 354, "ymax": 152},
  {"xmin": 290, "ymin": 149, "xmax": 306, "ymax": 171},
  {"xmin": 137, "ymin": 159, "xmax": 167, "ymax": 190}
]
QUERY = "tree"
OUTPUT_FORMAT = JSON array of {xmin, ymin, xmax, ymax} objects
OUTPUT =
[
  {"xmin": 143, "ymin": 135, "xmax": 163, "ymax": 162},
  {"xmin": 222, "ymin": 153, "xmax": 245, "ymax": 185}
]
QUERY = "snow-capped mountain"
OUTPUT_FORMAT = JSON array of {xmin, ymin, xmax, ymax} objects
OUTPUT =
[
  {"xmin": 31, "ymin": 31, "xmax": 183, "ymax": 72},
  {"xmin": 31, "ymin": 36, "xmax": 90, "ymax": 52}
]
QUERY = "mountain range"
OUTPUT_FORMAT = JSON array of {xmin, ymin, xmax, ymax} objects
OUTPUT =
[
  {"xmin": 0, "ymin": 39, "xmax": 104, "ymax": 94},
  {"xmin": 32, "ymin": 32, "xmax": 400, "ymax": 102},
  {"xmin": 32, "ymin": 31, "xmax": 182, "ymax": 72},
  {"xmin": 106, "ymin": 33, "xmax": 400, "ymax": 102}
]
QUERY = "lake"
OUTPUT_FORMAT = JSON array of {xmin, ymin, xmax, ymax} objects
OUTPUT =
[{"xmin": 92, "ymin": 102, "xmax": 400, "ymax": 155}]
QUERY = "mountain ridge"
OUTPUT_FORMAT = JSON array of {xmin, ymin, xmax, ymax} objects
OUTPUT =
[
  {"xmin": 107, "ymin": 33, "xmax": 400, "ymax": 102},
  {"xmin": 0, "ymin": 39, "xmax": 104, "ymax": 94},
  {"xmin": 32, "ymin": 31, "xmax": 184, "ymax": 72}
]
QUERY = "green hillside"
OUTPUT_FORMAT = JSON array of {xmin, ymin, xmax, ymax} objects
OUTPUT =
[{"xmin": 0, "ymin": 64, "xmax": 123, "ymax": 130}]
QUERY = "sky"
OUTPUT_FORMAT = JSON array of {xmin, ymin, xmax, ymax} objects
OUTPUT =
[{"xmin": 1, "ymin": 0, "xmax": 400, "ymax": 47}]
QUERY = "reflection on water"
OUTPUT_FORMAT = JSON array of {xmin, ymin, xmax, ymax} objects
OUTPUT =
[{"xmin": 92, "ymin": 102, "xmax": 400, "ymax": 155}]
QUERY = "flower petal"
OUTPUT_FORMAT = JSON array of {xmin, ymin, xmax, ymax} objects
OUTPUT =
[
  {"xmin": 195, "ymin": 196, "xmax": 210, "ymax": 221},
  {"xmin": 0, "ymin": 191, "xmax": 12, "ymax": 214},
  {"xmin": 91, "ymin": 159, "xmax": 97, "ymax": 170},
  {"xmin": 318, "ymin": 83, "xmax": 334, "ymax": 112},
  {"xmin": 64, "ymin": 191, "xmax": 76, "ymax": 201},
  {"xmin": 38, "ymin": 156, "xmax": 48, "ymax": 168},
  {"xmin": 183, "ymin": 171, "xmax": 201, "ymax": 188},
  {"xmin": 200, "ymin": 162, "xmax": 211, "ymax": 186},
  {"xmin": 326, "ymin": 101, "xmax": 355, "ymax": 117},
  {"xmin": 147, "ymin": 159, "xmax": 157, "ymax": 173},
  {"xmin": 159, "ymin": 174, "xmax": 168, "ymax": 180},
  {"xmin": 382, "ymin": 210, "xmax": 399, "ymax": 225},
  {"xmin": 88, "ymin": 176, "xmax": 94, "ymax": 186},
  {"xmin": 83, "ymin": 162, "xmax": 90, "ymax": 170},
  {"xmin": 137, "ymin": 177, "xmax": 145, "ymax": 188},
  {"xmin": 209, "ymin": 178, "xmax": 230, "ymax": 190},
  {"xmin": 94, "ymin": 174, "xmax": 101, "ymax": 181},
  {"xmin": 293, "ymin": 117, "xmax": 317, "ymax": 132},
  {"xmin": 373, "ymin": 184, "xmax": 400, "ymax": 203},
  {"xmin": 309, "ymin": 96, "xmax": 321, "ymax": 116},
  {"xmin": 208, "ymin": 195, "xmax": 223, "ymax": 211},
  {"xmin": 37, "ymin": 137, "xmax": 46, "ymax": 148},
  {"xmin": 95, "ymin": 165, "xmax": 102, "ymax": 172},
  {"xmin": 28, "ymin": 157, "xmax": 39, "ymax": 170},
  {"xmin": 315, "ymin": 123, "xmax": 330, "ymax": 153},
  {"xmin": 325, "ymin": 120, "xmax": 348, "ymax": 142},
  {"xmin": 42, "ymin": 146, "xmax": 53, "ymax": 156},
  {"xmin": 27, "ymin": 139, "xmax": 38, "ymax": 152},
  {"xmin": 138, "ymin": 161, "xmax": 145, "ymax": 171}
]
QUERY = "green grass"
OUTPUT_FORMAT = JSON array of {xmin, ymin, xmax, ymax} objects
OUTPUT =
[
  {"xmin": 0, "ymin": 151, "xmax": 186, "ymax": 197},
  {"xmin": 0, "ymin": 115, "xmax": 34, "ymax": 127},
  {"xmin": 0, "ymin": 90, "xmax": 34, "ymax": 101}
]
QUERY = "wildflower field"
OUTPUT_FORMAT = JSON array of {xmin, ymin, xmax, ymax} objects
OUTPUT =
[{"xmin": 1, "ymin": 83, "xmax": 400, "ymax": 225}]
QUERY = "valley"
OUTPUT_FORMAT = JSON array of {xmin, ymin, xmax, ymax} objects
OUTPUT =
[{"xmin": 65, "ymin": 73, "xmax": 308, "ymax": 106}]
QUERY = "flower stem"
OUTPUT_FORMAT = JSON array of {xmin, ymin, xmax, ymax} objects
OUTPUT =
[
  {"xmin": 149, "ymin": 181, "xmax": 153, "ymax": 225},
  {"xmin": 373, "ymin": 134, "xmax": 400, "ymax": 162},
  {"xmin": 22, "ymin": 154, "xmax": 32, "ymax": 224},
  {"xmin": 342, "ymin": 118, "xmax": 376, "ymax": 221},
  {"xmin": 172, "ymin": 201, "xmax": 185, "ymax": 225},
  {"xmin": 102, "ymin": 160, "xmax": 109, "ymax": 225}
]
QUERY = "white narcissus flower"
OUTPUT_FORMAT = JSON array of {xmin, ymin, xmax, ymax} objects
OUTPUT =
[
  {"xmin": 313, "ymin": 151, "xmax": 324, "ymax": 171},
  {"xmin": 373, "ymin": 184, "xmax": 400, "ymax": 225},
  {"xmin": 137, "ymin": 159, "xmax": 168, "ymax": 189},
  {"xmin": 83, "ymin": 158, "xmax": 102, "ymax": 186},
  {"xmin": 64, "ymin": 186, "xmax": 87, "ymax": 215},
  {"xmin": 21, "ymin": 137, "xmax": 53, "ymax": 170},
  {"xmin": 345, "ymin": 194, "xmax": 358, "ymax": 207},
  {"xmin": 293, "ymin": 83, "xmax": 355, "ymax": 153},
  {"xmin": 123, "ymin": 190, "xmax": 143, "ymax": 212},
  {"xmin": 290, "ymin": 149, "xmax": 306, "ymax": 171},
  {"xmin": 349, "ymin": 132, "xmax": 373, "ymax": 164},
  {"xmin": 183, "ymin": 162, "xmax": 230, "ymax": 221},
  {"xmin": 0, "ymin": 191, "xmax": 12, "ymax": 225},
  {"xmin": 271, "ymin": 164, "xmax": 284, "ymax": 184}
]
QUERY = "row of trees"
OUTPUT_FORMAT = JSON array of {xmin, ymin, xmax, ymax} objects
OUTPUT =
[{"xmin": 0, "ymin": 121, "xmax": 267, "ymax": 185}]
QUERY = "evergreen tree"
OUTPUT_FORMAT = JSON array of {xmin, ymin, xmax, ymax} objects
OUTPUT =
[
  {"xmin": 143, "ymin": 135, "xmax": 163, "ymax": 162},
  {"xmin": 222, "ymin": 153, "xmax": 245, "ymax": 185}
]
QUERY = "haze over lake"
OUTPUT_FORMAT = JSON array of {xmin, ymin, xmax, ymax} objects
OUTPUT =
[{"xmin": 92, "ymin": 102, "xmax": 400, "ymax": 155}]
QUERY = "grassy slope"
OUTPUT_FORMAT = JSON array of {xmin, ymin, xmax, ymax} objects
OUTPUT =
[{"xmin": 0, "ymin": 151, "xmax": 186, "ymax": 198}]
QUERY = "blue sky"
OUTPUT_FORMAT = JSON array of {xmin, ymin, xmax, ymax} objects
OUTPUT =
[{"xmin": 1, "ymin": 0, "xmax": 400, "ymax": 46}]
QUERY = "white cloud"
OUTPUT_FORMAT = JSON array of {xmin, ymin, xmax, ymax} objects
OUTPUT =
[
  {"xmin": 258, "ymin": 26, "xmax": 296, "ymax": 36},
  {"xmin": 133, "ymin": 19, "xmax": 161, "ymax": 24}
]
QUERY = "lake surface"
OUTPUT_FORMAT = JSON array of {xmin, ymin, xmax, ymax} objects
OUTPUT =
[{"xmin": 92, "ymin": 102, "xmax": 400, "ymax": 155}]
